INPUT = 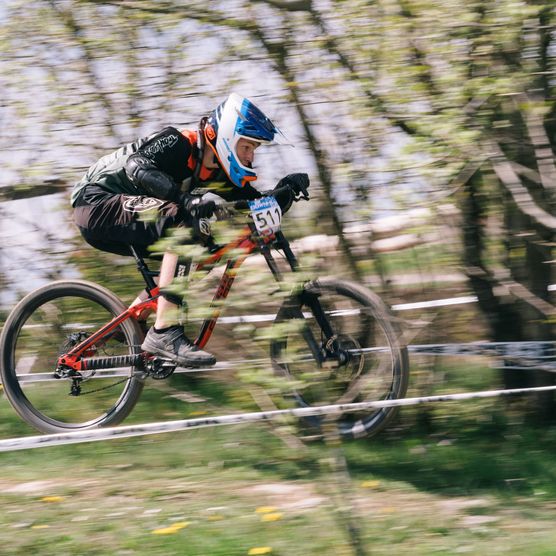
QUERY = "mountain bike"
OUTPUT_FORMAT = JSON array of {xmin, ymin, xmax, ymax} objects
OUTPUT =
[{"xmin": 0, "ymin": 191, "xmax": 409, "ymax": 437}]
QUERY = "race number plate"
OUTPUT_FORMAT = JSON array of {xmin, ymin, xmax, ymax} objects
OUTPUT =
[{"xmin": 248, "ymin": 197, "xmax": 282, "ymax": 236}]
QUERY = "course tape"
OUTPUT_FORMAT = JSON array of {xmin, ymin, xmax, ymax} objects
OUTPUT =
[
  {"xmin": 1, "ymin": 384, "xmax": 556, "ymax": 452},
  {"xmin": 217, "ymin": 295, "xmax": 479, "ymax": 325}
]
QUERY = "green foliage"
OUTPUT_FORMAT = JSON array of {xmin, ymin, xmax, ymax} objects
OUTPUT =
[
  {"xmin": 1, "ymin": 359, "xmax": 556, "ymax": 554},
  {"xmin": 1, "ymin": 4, "xmax": 555, "ymax": 550}
]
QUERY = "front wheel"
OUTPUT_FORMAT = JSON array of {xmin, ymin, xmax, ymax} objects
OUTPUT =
[
  {"xmin": 0, "ymin": 280, "xmax": 145, "ymax": 434},
  {"xmin": 270, "ymin": 278, "xmax": 409, "ymax": 439}
]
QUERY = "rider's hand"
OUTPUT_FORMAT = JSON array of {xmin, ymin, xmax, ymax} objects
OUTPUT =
[
  {"xmin": 276, "ymin": 173, "xmax": 310, "ymax": 198},
  {"xmin": 271, "ymin": 173, "xmax": 310, "ymax": 213},
  {"xmin": 183, "ymin": 196, "xmax": 216, "ymax": 220}
]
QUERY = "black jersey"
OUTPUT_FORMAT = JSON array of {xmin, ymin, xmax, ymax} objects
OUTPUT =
[{"xmin": 71, "ymin": 126, "xmax": 261, "ymax": 206}]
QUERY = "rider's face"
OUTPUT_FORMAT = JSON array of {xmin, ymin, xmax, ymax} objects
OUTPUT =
[{"xmin": 236, "ymin": 138, "xmax": 260, "ymax": 168}]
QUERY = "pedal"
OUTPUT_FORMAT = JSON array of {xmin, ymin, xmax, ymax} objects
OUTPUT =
[{"xmin": 146, "ymin": 357, "xmax": 176, "ymax": 380}]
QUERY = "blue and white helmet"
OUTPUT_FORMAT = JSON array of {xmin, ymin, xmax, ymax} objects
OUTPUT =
[{"xmin": 204, "ymin": 93, "xmax": 283, "ymax": 188}]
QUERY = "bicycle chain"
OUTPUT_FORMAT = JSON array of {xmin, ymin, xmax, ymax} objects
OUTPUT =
[
  {"xmin": 74, "ymin": 342, "xmax": 145, "ymax": 396},
  {"xmin": 73, "ymin": 355, "xmax": 176, "ymax": 395},
  {"xmin": 76, "ymin": 376, "xmax": 133, "ymax": 396}
]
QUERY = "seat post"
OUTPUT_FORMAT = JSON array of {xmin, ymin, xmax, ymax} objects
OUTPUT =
[{"xmin": 129, "ymin": 246, "xmax": 157, "ymax": 293}]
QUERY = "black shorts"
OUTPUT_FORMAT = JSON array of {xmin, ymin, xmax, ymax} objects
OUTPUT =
[{"xmin": 73, "ymin": 185, "xmax": 190, "ymax": 257}]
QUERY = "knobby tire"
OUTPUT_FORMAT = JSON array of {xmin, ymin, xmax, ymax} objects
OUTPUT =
[
  {"xmin": 270, "ymin": 277, "xmax": 409, "ymax": 439},
  {"xmin": 0, "ymin": 280, "xmax": 144, "ymax": 433}
]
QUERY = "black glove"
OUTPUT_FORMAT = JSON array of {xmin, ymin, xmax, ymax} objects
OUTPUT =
[
  {"xmin": 183, "ymin": 196, "xmax": 216, "ymax": 220},
  {"xmin": 271, "ymin": 173, "xmax": 310, "ymax": 213},
  {"xmin": 275, "ymin": 173, "xmax": 310, "ymax": 197}
]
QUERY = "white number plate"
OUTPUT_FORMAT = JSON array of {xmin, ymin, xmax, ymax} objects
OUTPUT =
[{"xmin": 248, "ymin": 197, "xmax": 282, "ymax": 236}]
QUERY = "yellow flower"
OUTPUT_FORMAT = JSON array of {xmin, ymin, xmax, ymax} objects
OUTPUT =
[
  {"xmin": 248, "ymin": 548, "xmax": 272, "ymax": 555},
  {"xmin": 261, "ymin": 512, "xmax": 283, "ymax": 522},
  {"xmin": 171, "ymin": 521, "xmax": 190, "ymax": 529},
  {"xmin": 40, "ymin": 496, "xmax": 64, "ymax": 503},
  {"xmin": 361, "ymin": 480, "xmax": 381, "ymax": 489},
  {"xmin": 152, "ymin": 527, "xmax": 177, "ymax": 535},
  {"xmin": 151, "ymin": 521, "xmax": 190, "ymax": 535},
  {"xmin": 255, "ymin": 506, "xmax": 277, "ymax": 514}
]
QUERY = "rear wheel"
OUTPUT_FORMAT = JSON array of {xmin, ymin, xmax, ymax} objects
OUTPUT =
[
  {"xmin": 270, "ymin": 278, "xmax": 409, "ymax": 439},
  {"xmin": 0, "ymin": 280, "xmax": 144, "ymax": 433}
]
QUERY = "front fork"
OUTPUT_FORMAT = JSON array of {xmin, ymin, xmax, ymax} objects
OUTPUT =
[
  {"xmin": 266, "ymin": 233, "xmax": 345, "ymax": 368},
  {"xmin": 297, "ymin": 287, "xmax": 349, "ymax": 368}
]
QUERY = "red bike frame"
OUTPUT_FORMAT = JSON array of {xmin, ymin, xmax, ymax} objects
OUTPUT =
[{"xmin": 57, "ymin": 225, "xmax": 269, "ymax": 372}]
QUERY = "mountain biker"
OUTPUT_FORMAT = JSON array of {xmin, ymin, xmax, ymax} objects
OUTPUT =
[{"xmin": 71, "ymin": 92, "xmax": 310, "ymax": 368}]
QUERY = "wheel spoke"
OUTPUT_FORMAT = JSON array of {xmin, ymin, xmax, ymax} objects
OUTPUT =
[
  {"xmin": 0, "ymin": 281, "xmax": 144, "ymax": 433},
  {"xmin": 271, "ymin": 279, "xmax": 408, "ymax": 438}
]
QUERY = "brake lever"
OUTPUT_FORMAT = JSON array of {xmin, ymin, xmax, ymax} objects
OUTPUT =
[{"xmin": 296, "ymin": 188, "xmax": 310, "ymax": 201}]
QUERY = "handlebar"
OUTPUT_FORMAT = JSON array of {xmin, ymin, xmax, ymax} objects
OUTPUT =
[
  {"xmin": 195, "ymin": 189, "xmax": 309, "ymax": 251},
  {"xmin": 202, "ymin": 187, "xmax": 309, "ymax": 212}
]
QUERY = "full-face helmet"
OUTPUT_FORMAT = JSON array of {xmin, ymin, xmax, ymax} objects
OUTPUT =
[{"xmin": 204, "ymin": 93, "xmax": 283, "ymax": 188}]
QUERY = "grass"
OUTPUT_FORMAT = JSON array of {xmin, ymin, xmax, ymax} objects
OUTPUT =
[
  {"xmin": 0, "ymin": 358, "xmax": 556, "ymax": 556},
  {"xmin": 0, "ymin": 285, "xmax": 554, "ymax": 554}
]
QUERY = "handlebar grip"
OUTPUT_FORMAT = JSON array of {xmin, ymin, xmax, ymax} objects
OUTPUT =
[
  {"xmin": 206, "ymin": 236, "xmax": 223, "ymax": 253},
  {"xmin": 233, "ymin": 200, "xmax": 250, "ymax": 210}
]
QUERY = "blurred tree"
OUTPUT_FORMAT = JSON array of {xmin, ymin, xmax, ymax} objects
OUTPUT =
[
  {"xmin": 388, "ymin": 1, "xmax": 556, "ymax": 413},
  {"xmin": 102, "ymin": 0, "xmax": 556, "ymax": 412},
  {"xmin": 0, "ymin": 0, "xmax": 554, "ymax": 413},
  {"xmin": 259, "ymin": 0, "xmax": 556, "ymax": 413}
]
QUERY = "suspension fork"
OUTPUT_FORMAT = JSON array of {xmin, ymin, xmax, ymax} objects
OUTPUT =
[
  {"xmin": 279, "ymin": 233, "xmax": 337, "ymax": 347},
  {"xmin": 274, "ymin": 230, "xmax": 299, "ymax": 272},
  {"xmin": 300, "ymin": 288, "xmax": 337, "ymax": 347},
  {"xmin": 269, "ymin": 233, "xmax": 338, "ymax": 363}
]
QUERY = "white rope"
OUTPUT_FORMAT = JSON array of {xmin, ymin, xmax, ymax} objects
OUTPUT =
[
  {"xmin": 1, "ymin": 384, "xmax": 555, "ymax": 452},
  {"xmin": 216, "ymin": 295, "xmax": 480, "ymax": 324}
]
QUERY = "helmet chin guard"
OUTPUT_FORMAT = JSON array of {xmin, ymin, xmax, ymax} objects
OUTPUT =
[{"xmin": 204, "ymin": 93, "xmax": 284, "ymax": 187}]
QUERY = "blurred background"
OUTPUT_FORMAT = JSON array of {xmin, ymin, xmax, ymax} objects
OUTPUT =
[{"xmin": 0, "ymin": 1, "xmax": 555, "ymax": 555}]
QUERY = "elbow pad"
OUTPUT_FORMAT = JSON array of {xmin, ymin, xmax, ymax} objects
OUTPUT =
[{"xmin": 125, "ymin": 154, "xmax": 180, "ymax": 201}]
